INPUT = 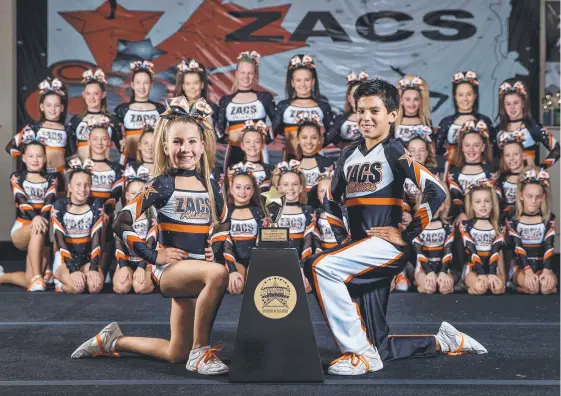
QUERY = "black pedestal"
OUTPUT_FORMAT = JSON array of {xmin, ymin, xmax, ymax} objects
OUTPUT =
[{"xmin": 229, "ymin": 247, "xmax": 324, "ymax": 383}]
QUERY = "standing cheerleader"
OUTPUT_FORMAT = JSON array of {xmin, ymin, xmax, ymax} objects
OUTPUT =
[
  {"xmin": 51, "ymin": 168, "xmax": 105, "ymax": 294},
  {"xmin": 67, "ymin": 68, "xmax": 123, "ymax": 161},
  {"xmin": 413, "ymin": 197, "xmax": 455, "ymax": 294},
  {"xmin": 113, "ymin": 168, "xmax": 157, "ymax": 295},
  {"xmin": 394, "ymin": 75, "xmax": 433, "ymax": 144},
  {"xmin": 216, "ymin": 51, "xmax": 276, "ymax": 168},
  {"xmin": 125, "ymin": 120, "xmax": 156, "ymax": 177},
  {"xmin": 114, "ymin": 61, "xmax": 165, "ymax": 166},
  {"xmin": 294, "ymin": 113, "xmax": 334, "ymax": 204},
  {"xmin": 325, "ymin": 71, "xmax": 368, "ymax": 150},
  {"xmin": 71, "ymin": 96, "xmax": 229, "ymax": 375},
  {"xmin": 273, "ymin": 54, "xmax": 333, "ymax": 161},
  {"xmin": 273, "ymin": 161, "xmax": 315, "ymax": 261},
  {"xmin": 6, "ymin": 78, "xmax": 69, "ymax": 193},
  {"xmin": 222, "ymin": 120, "xmax": 275, "ymax": 191},
  {"xmin": 436, "ymin": 71, "xmax": 494, "ymax": 177},
  {"xmin": 0, "ymin": 137, "xmax": 57, "ymax": 291},
  {"xmin": 460, "ymin": 179, "xmax": 506, "ymax": 295},
  {"xmin": 496, "ymin": 130, "xmax": 527, "ymax": 220},
  {"xmin": 507, "ymin": 168, "xmax": 557, "ymax": 294},
  {"xmin": 221, "ymin": 163, "xmax": 264, "ymax": 295},
  {"xmin": 496, "ymin": 80, "xmax": 559, "ymax": 168}
]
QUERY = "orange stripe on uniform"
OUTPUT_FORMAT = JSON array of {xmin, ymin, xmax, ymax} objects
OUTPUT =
[
  {"xmin": 344, "ymin": 252, "xmax": 403, "ymax": 284},
  {"xmin": 346, "ymin": 198, "xmax": 403, "ymax": 207},
  {"xmin": 159, "ymin": 223, "xmax": 210, "ymax": 234},
  {"xmin": 125, "ymin": 129, "xmax": 143, "ymax": 137}
]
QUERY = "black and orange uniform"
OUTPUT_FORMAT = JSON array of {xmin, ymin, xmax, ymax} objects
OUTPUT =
[
  {"xmin": 506, "ymin": 215, "xmax": 556, "ymax": 275},
  {"xmin": 459, "ymin": 219, "xmax": 504, "ymax": 278},
  {"xmin": 113, "ymin": 168, "xmax": 227, "ymax": 296},
  {"xmin": 496, "ymin": 122, "xmax": 560, "ymax": 169},
  {"xmin": 402, "ymin": 166, "xmax": 438, "ymax": 214},
  {"xmin": 86, "ymin": 160, "xmax": 125, "ymax": 218},
  {"xmin": 114, "ymin": 101, "xmax": 165, "ymax": 165},
  {"xmin": 272, "ymin": 202, "xmax": 315, "ymax": 260},
  {"xmin": 67, "ymin": 112, "xmax": 123, "ymax": 158},
  {"xmin": 325, "ymin": 113, "xmax": 361, "ymax": 149},
  {"xmin": 447, "ymin": 164, "xmax": 499, "ymax": 218},
  {"xmin": 412, "ymin": 223, "xmax": 454, "ymax": 275},
  {"xmin": 115, "ymin": 209, "xmax": 158, "ymax": 270},
  {"xmin": 10, "ymin": 171, "xmax": 57, "ymax": 236},
  {"xmin": 313, "ymin": 208, "xmax": 348, "ymax": 253},
  {"xmin": 52, "ymin": 198, "xmax": 104, "ymax": 272},
  {"xmin": 395, "ymin": 119, "xmax": 434, "ymax": 144},
  {"xmin": 302, "ymin": 136, "xmax": 447, "ymax": 361},
  {"xmin": 220, "ymin": 205, "xmax": 263, "ymax": 272},
  {"xmin": 496, "ymin": 172, "xmax": 519, "ymax": 221},
  {"xmin": 272, "ymin": 100, "xmax": 333, "ymax": 161},
  {"xmin": 216, "ymin": 91, "xmax": 276, "ymax": 168},
  {"xmin": 6, "ymin": 122, "xmax": 71, "ymax": 191},
  {"xmin": 436, "ymin": 113, "xmax": 493, "ymax": 166},
  {"xmin": 299, "ymin": 154, "xmax": 334, "ymax": 197}
]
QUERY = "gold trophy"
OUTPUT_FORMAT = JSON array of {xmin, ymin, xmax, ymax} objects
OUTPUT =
[{"xmin": 259, "ymin": 186, "xmax": 289, "ymax": 245}]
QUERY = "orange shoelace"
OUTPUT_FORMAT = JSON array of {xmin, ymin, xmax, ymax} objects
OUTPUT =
[
  {"xmin": 196, "ymin": 344, "xmax": 224, "ymax": 372},
  {"xmin": 92, "ymin": 334, "xmax": 120, "ymax": 357},
  {"xmin": 447, "ymin": 334, "xmax": 465, "ymax": 356},
  {"xmin": 330, "ymin": 353, "xmax": 370, "ymax": 371}
]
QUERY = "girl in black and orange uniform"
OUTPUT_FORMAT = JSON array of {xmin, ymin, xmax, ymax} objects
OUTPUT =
[
  {"xmin": 221, "ymin": 120, "xmax": 275, "ymax": 191},
  {"xmin": 0, "ymin": 138, "xmax": 57, "ymax": 291},
  {"xmin": 436, "ymin": 71, "xmax": 494, "ymax": 178},
  {"xmin": 52, "ymin": 168, "xmax": 105, "ymax": 294},
  {"xmin": 496, "ymin": 130, "xmax": 527, "ymax": 220},
  {"xmin": 114, "ymin": 61, "xmax": 165, "ymax": 167},
  {"xmin": 67, "ymin": 68, "xmax": 123, "ymax": 162},
  {"xmin": 219, "ymin": 163, "xmax": 264, "ymax": 295},
  {"xmin": 325, "ymin": 71, "xmax": 368, "ymax": 151},
  {"xmin": 113, "ymin": 168, "xmax": 157, "ymax": 295},
  {"xmin": 506, "ymin": 168, "xmax": 557, "ymax": 294},
  {"xmin": 72, "ymin": 96, "xmax": 230, "ymax": 376},
  {"xmin": 294, "ymin": 112, "xmax": 334, "ymax": 204},
  {"xmin": 273, "ymin": 54, "xmax": 333, "ymax": 161},
  {"xmin": 6, "ymin": 78, "xmax": 69, "ymax": 194},
  {"xmin": 124, "ymin": 119, "xmax": 156, "ymax": 178},
  {"xmin": 459, "ymin": 179, "xmax": 506, "ymax": 295},
  {"xmin": 394, "ymin": 75, "xmax": 433, "ymax": 145},
  {"xmin": 495, "ymin": 80, "xmax": 559, "ymax": 168},
  {"xmin": 273, "ymin": 161, "xmax": 315, "ymax": 260},
  {"xmin": 216, "ymin": 51, "xmax": 276, "ymax": 169}
]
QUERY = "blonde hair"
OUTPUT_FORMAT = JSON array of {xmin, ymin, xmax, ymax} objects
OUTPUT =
[
  {"xmin": 499, "ymin": 141, "xmax": 526, "ymax": 174},
  {"xmin": 136, "ymin": 129, "xmax": 154, "ymax": 164},
  {"xmin": 514, "ymin": 166, "xmax": 551, "ymax": 223},
  {"xmin": 452, "ymin": 129, "xmax": 493, "ymax": 168},
  {"xmin": 395, "ymin": 74, "xmax": 431, "ymax": 129},
  {"xmin": 272, "ymin": 170, "xmax": 308, "ymax": 204},
  {"xmin": 232, "ymin": 59, "xmax": 259, "ymax": 93},
  {"xmin": 87, "ymin": 126, "xmax": 110, "ymax": 158},
  {"xmin": 153, "ymin": 117, "xmax": 219, "ymax": 224},
  {"xmin": 465, "ymin": 186, "xmax": 501, "ymax": 234},
  {"xmin": 406, "ymin": 137, "xmax": 437, "ymax": 169}
]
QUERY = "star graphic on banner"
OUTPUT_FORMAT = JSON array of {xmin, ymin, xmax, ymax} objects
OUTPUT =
[
  {"xmin": 399, "ymin": 150, "xmax": 416, "ymax": 167},
  {"xmin": 59, "ymin": 3, "xmax": 163, "ymax": 70},
  {"xmin": 153, "ymin": 0, "xmax": 307, "ymax": 73}
]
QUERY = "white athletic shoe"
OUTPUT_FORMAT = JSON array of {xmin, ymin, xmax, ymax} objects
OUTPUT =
[
  {"xmin": 27, "ymin": 276, "xmax": 46, "ymax": 292},
  {"xmin": 186, "ymin": 345, "xmax": 229, "ymax": 375},
  {"xmin": 0, "ymin": 265, "xmax": 4, "ymax": 276},
  {"xmin": 435, "ymin": 321, "xmax": 487, "ymax": 355},
  {"xmin": 43, "ymin": 270, "xmax": 54, "ymax": 286},
  {"xmin": 71, "ymin": 322, "xmax": 123, "ymax": 359},
  {"xmin": 328, "ymin": 345, "xmax": 384, "ymax": 375}
]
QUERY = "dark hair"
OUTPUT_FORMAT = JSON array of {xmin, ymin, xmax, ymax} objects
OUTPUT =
[
  {"xmin": 80, "ymin": 80, "xmax": 107, "ymax": 116},
  {"xmin": 344, "ymin": 82, "xmax": 361, "ymax": 114},
  {"xmin": 130, "ymin": 70, "xmax": 152, "ymax": 102},
  {"xmin": 285, "ymin": 54, "xmax": 320, "ymax": 100},
  {"xmin": 498, "ymin": 79, "xmax": 533, "ymax": 130},
  {"xmin": 452, "ymin": 81, "xmax": 479, "ymax": 114},
  {"xmin": 353, "ymin": 78, "xmax": 400, "ymax": 113},
  {"xmin": 68, "ymin": 168, "xmax": 92, "ymax": 184},
  {"xmin": 174, "ymin": 59, "xmax": 210, "ymax": 101},
  {"xmin": 296, "ymin": 121, "xmax": 322, "ymax": 160},
  {"xmin": 39, "ymin": 79, "xmax": 68, "ymax": 123},
  {"xmin": 226, "ymin": 172, "xmax": 262, "ymax": 208},
  {"xmin": 22, "ymin": 141, "xmax": 46, "ymax": 155}
]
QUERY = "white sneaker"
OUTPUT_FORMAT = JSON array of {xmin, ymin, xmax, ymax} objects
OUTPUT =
[
  {"xmin": 186, "ymin": 345, "xmax": 229, "ymax": 375},
  {"xmin": 435, "ymin": 321, "xmax": 487, "ymax": 355},
  {"xmin": 0, "ymin": 265, "xmax": 4, "ymax": 276},
  {"xmin": 328, "ymin": 345, "xmax": 383, "ymax": 375},
  {"xmin": 71, "ymin": 322, "xmax": 123, "ymax": 359},
  {"xmin": 28, "ymin": 276, "xmax": 46, "ymax": 292}
]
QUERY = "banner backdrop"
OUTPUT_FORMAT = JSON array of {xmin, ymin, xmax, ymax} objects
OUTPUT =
[{"xmin": 17, "ymin": 0, "xmax": 539, "ymax": 133}]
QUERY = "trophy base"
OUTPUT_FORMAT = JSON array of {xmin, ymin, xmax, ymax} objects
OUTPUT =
[{"xmin": 258, "ymin": 227, "xmax": 290, "ymax": 248}]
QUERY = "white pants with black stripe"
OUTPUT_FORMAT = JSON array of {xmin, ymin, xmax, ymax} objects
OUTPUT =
[{"xmin": 304, "ymin": 236, "xmax": 403, "ymax": 355}]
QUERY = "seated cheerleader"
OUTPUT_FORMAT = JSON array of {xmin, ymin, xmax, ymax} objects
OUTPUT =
[
  {"xmin": 507, "ymin": 168, "xmax": 557, "ymax": 295},
  {"xmin": 294, "ymin": 112, "xmax": 334, "ymax": 205},
  {"xmin": 0, "ymin": 137, "xmax": 57, "ymax": 291},
  {"xmin": 413, "ymin": 196, "xmax": 455, "ymax": 294},
  {"xmin": 52, "ymin": 168, "xmax": 105, "ymax": 294},
  {"xmin": 325, "ymin": 71, "xmax": 368, "ymax": 150},
  {"xmin": 394, "ymin": 75, "xmax": 433, "ymax": 144},
  {"xmin": 113, "ymin": 169, "xmax": 157, "ymax": 295},
  {"xmin": 222, "ymin": 120, "xmax": 275, "ymax": 191},
  {"xmin": 124, "ymin": 119, "xmax": 156, "ymax": 178},
  {"xmin": 71, "ymin": 96, "xmax": 229, "ymax": 375},
  {"xmin": 459, "ymin": 179, "xmax": 506, "ymax": 296},
  {"xmin": 273, "ymin": 161, "xmax": 315, "ymax": 261},
  {"xmin": 497, "ymin": 130, "xmax": 527, "ymax": 221},
  {"xmin": 114, "ymin": 60, "xmax": 165, "ymax": 167},
  {"xmin": 222, "ymin": 163, "xmax": 264, "ymax": 295},
  {"xmin": 6, "ymin": 78, "xmax": 69, "ymax": 195}
]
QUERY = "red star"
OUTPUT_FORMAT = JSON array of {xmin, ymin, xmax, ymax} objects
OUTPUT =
[
  {"xmin": 153, "ymin": 0, "xmax": 307, "ymax": 73},
  {"xmin": 399, "ymin": 150, "xmax": 416, "ymax": 167},
  {"xmin": 59, "ymin": 3, "xmax": 163, "ymax": 70},
  {"xmin": 142, "ymin": 181, "xmax": 158, "ymax": 199}
]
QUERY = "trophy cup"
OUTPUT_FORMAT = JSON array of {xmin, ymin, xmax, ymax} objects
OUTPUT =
[{"xmin": 258, "ymin": 186, "xmax": 290, "ymax": 247}]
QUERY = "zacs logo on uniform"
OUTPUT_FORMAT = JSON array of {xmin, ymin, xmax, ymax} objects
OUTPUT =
[{"xmin": 254, "ymin": 276, "xmax": 297, "ymax": 320}]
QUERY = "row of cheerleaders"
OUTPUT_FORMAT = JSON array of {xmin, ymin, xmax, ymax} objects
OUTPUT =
[{"xmin": 1, "ymin": 51, "xmax": 559, "ymax": 297}]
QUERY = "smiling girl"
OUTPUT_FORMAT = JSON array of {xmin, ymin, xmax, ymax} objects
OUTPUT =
[{"xmin": 394, "ymin": 75, "xmax": 433, "ymax": 144}]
